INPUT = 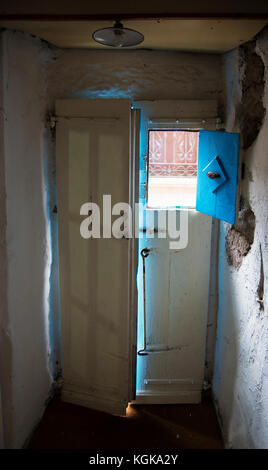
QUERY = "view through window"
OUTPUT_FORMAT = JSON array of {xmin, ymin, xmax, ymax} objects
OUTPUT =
[{"xmin": 147, "ymin": 130, "xmax": 199, "ymax": 208}]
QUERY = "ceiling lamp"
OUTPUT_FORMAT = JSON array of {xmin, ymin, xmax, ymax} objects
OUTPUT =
[{"xmin": 92, "ymin": 20, "xmax": 144, "ymax": 48}]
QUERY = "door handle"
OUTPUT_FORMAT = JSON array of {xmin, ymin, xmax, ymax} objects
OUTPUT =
[
  {"xmin": 141, "ymin": 248, "xmax": 150, "ymax": 258},
  {"xmin": 207, "ymin": 171, "xmax": 220, "ymax": 179}
]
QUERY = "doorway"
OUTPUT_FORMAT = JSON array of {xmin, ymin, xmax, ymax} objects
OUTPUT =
[
  {"xmin": 134, "ymin": 101, "xmax": 216, "ymax": 403},
  {"xmin": 55, "ymin": 98, "xmax": 239, "ymax": 412}
]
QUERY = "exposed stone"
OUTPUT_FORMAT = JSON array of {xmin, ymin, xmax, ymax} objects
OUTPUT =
[
  {"xmin": 236, "ymin": 41, "xmax": 266, "ymax": 149},
  {"xmin": 225, "ymin": 205, "xmax": 256, "ymax": 269}
]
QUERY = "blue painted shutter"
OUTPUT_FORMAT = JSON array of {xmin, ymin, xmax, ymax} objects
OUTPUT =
[{"xmin": 196, "ymin": 130, "xmax": 240, "ymax": 224}]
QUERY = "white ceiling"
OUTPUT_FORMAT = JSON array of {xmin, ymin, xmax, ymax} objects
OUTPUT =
[{"xmin": 0, "ymin": 19, "xmax": 267, "ymax": 52}]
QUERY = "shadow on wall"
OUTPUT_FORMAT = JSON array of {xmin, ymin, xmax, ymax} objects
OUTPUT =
[
  {"xmin": 214, "ymin": 204, "xmax": 263, "ymax": 448},
  {"xmin": 213, "ymin": 246, "xmax": 239, "ymax": 447}
]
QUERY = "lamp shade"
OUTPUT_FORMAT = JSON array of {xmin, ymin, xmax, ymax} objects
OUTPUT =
[{"xmin": 93, "ymin": 21, "xmax": 144, "ymax": 48}]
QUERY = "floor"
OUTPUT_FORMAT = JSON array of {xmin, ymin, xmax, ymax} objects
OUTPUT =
[{"xmin": 28, "ymin": 394, "xmax": 223, "ymax": 449}]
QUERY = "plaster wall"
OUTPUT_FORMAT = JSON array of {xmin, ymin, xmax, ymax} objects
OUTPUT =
[
  {"xmin": 0, "ymin": 31, "xmax": 55, "ymax": 448},
  {"xmin": 213, "ymin": 28, "xmax": 268, "ymax": 448},
  {"xmin": 45, "ymin": 47, "xmax": 222, "ymax": 103}
]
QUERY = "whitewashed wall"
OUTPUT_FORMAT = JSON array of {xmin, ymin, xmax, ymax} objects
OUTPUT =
[
  {"xmin": 0, "ymin": 31, "xmax": 54, "ymax": 448},
  {"xmin": 213, "ymin": 29, "xmax": 268, "ymax": 448},
  {"xmin": 46, "ymin": 47, "xmax": 222, "ymax": 104}
]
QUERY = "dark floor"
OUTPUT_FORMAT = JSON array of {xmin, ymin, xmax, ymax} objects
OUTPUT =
[{"xmin": 28, "ymin": 394, "xmax": 223, "ymax": 449}]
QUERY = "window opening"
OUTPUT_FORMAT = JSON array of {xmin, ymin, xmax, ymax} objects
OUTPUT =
[{"xmin": 147, "ymin": 130, "xmax": 199, "ymax": 208}]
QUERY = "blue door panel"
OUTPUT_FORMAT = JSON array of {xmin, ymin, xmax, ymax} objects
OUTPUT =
[{"xmin": 196, "ymin": 131, "xmax": 240, "ymax": 224}]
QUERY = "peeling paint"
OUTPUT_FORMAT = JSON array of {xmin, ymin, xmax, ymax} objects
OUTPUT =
[{"xmin": 236, "ymin": 40, "xmax": 266, "ymax": 149}]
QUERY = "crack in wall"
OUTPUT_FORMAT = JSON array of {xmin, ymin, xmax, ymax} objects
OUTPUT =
[{"xmin": 257, "ymin": 244, "xmax": 264, "ymax": 312}]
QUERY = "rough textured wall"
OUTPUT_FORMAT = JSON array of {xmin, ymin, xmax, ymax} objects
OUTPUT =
[
  {"xmin": 0, "ymin": 30, "xmax": 56, "ymax": 448},
  {"xmin": 213, "ymin": 28, "xmax": 268, "ymax": 448},
  {"xmin": 237, "ymin": 41, "xmax": 266, "ymax": 150},
  {"xmin": 46, "ymin": 47, "xmax": 222, "ymax": 107}
]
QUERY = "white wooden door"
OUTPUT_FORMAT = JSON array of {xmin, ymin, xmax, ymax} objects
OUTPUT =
[
  {"xmin": 136, "ymin": 211, "xmax": 211, "ymax": 403},
  {"xmin": 56, "ymin": 99, "xmax": 138, "ymax": 414},
  {"xmin": 135, "ymin": 101, "xmax": 215, "ymax": 403}
]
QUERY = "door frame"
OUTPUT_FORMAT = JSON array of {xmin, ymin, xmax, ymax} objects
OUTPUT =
[{"xmin": 128, "ymin": 108, "xmax": 140, "ymax": 401}]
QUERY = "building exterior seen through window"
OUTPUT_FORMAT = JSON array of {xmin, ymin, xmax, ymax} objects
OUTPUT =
[{"xmin": 147, "ymin": 130, "xmax": 199, "ymax": 208}]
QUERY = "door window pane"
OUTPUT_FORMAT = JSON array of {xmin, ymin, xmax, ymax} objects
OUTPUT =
[{"xmin": 147, "ymin": 130, "xmax": 198, "ymax": 208}]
